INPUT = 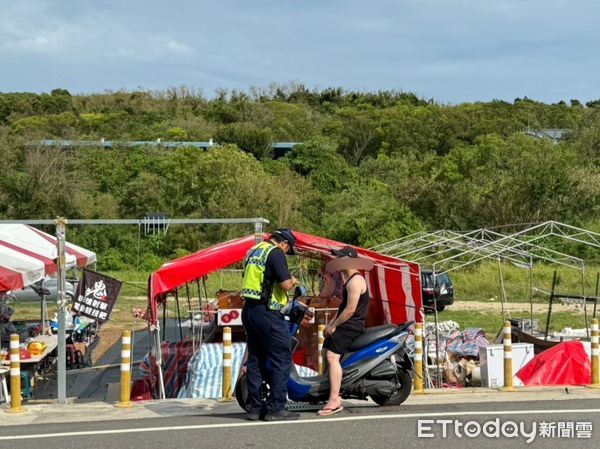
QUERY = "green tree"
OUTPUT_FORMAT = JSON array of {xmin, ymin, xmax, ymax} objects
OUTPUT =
[
  {"xmin": 286, "ymin": 139, "xmax": 358, "ymax": 194},
  {"xmin": 216, "ymin": 122, "xmax": 273, "ymax": 159},
  {"xmin": 321, "ymin": 182, "xmax": 424, "ymax": 247},
  {"xmin": 327, "ymin": 105, "xmax": 383, "ymax": 165}
]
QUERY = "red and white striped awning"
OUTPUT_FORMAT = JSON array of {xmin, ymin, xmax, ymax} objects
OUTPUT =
[
  {"xmin": 0, "ymin": 245, "xmax": 46, "ymax": 292},
  {"xmin": 0, "ymin": 224, "xmax": 97, "ymax": 292}
]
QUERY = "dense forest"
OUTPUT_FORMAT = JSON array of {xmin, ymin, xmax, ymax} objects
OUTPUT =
[{"xmin": 1, "ymin": 85, "xmax": 599, "ymax": 270}]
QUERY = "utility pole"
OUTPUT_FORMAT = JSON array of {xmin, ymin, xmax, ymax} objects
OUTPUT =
[
  {"xmin": 254, "ymin": 221, "xmax": 264, "ymax": 244},
  {"xmin": 55, "ymin": 217, "xmax": 68, "ymax": 404}
]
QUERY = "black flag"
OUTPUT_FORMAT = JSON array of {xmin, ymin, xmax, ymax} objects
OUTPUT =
[{"xmin": 73, "ymin": 269, "xmax": 122, "ymax": 323}]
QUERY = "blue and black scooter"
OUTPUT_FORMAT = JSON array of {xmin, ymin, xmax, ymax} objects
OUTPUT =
[{"xmin": 235, "ymin": 298, "xmax": 414, "ymax": 410}]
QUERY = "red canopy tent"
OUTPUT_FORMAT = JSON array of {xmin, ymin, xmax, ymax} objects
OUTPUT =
[
  {"xmin": 147, "ymin": 230, "xmax": 422, "ymax": 326},
  {"xmin": 144, "ymin": 230, "xmax": 421, "ymax": 399}
]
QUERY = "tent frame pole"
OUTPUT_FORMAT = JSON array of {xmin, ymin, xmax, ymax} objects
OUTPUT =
[
  {"xmin": 545, "ymin": 271, "xmax": 558, "ymax": 341},
  {"xmin": 175, "ymin": 289, "xmax": 183, "ymax": 342}
]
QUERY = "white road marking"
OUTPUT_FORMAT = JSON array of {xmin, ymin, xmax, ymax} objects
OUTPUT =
[{"xmin": 2, "ymin": 408, "xmax": 600, "ymax": 441}]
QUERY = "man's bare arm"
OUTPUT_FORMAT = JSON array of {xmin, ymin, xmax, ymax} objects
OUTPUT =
[{"xmin": 333, "ymin": 276, "xmax": 365, "ymax": 327}]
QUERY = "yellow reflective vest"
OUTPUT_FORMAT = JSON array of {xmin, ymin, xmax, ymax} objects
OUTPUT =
[{"xmin": 241, "ymin": 241, "xmax": 288, "ymax": 311}]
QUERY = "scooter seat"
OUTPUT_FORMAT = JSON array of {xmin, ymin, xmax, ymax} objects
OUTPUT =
[{"xmin": 348, "ymin": 324, "xmax": 398, "ymax": 351}]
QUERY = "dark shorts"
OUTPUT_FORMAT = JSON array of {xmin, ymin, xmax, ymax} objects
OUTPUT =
[{"xmin": 323, "ymin": 327, "xmax": 363, "ymax": 355}]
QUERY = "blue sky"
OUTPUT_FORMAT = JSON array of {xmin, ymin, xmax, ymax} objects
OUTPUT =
[{"xmin": 1, "ymin": 0, "xmax": 598, "ymax": 104}]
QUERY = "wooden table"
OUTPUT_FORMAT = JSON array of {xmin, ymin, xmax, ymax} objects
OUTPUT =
[
  {"xmin": 24, "ymin": 335, "xmax": 58, "ymax": 364},
  {"xmin": 1, "ymin": 335, "xmax": 58, "ymax": 365}
]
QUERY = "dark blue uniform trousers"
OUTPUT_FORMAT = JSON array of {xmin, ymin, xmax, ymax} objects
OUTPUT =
[{"xmin": 242, "ymin": 301, "xmax": 291, "ymax": 414}]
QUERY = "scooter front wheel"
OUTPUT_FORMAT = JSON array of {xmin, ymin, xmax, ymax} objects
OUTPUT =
[
  {"xmin": 370, "ymin": 369, "xmax": 412, "ymax": 406},
  {"xmin": 234, "ymin": 373, "xmax": 271, "ymax": 412}
]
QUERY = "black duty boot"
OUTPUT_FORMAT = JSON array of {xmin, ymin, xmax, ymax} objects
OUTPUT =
[
  {"xmin": 246, "ymin": 408, "xmax": 266, "ymax": 421},
  {"xmin": 264, "ymin": 409, "xmax": 300, "ymax": 421}
]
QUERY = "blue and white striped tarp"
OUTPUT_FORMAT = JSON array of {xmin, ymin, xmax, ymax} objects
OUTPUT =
[
  {"xmin": 295, "ymin": 365, "xmax": 318, "ymax": 377},
  {"xmin": 177, "ymin": 342, "xmax": 318, "ymax": 399},
  {"xmin": 178, "ymin": 343, "xmax": 246, "ymax": 399}
]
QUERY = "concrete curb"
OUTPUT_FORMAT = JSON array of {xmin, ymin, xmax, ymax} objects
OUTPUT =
[
  {"xmin": 2, "ymin": 386, "xmax": 598, "ymax": 426},
  {"xmin": 405, "ymin": 385, "xmax": 600, "ymax": 405}
]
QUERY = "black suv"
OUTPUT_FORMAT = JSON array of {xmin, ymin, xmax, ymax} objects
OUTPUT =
[{"xmin": 421, "ymin": 269, "xmax": 454, "ymax": 313}]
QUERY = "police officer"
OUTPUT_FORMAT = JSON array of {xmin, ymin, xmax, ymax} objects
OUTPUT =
[{"xmin": 241, "ymin": 229, "xmax": 299, "ymax": 421}]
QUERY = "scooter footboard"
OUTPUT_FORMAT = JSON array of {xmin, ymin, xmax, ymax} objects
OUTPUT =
[{"xmin": 287, "ymin": 363, "xmax": 330, "ymax": 402}]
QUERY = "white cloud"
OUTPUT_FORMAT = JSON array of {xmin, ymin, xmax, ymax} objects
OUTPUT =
[
  {"xmin": 0, "ymin": 24, "xmax": 87, "ymax": 54},
  {"xmin": 1, "ymin": 0, "xmax": 600, "ymax": 103},
  {"xmin": 1, "ymin": 36, "xmax": 51, "ymax": 52},
  {"xmin": 108, "ymin": 36, "xmax": 194, "ymax": 62},
  {"xmin": 0, "ymin": 0, "xmax": 194, "ymax": 62},
  {"xmin": 163, "ymin": 40, "xmax": 193, "ymax": 55}
]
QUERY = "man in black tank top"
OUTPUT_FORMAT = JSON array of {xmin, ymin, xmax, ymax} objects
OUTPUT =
[{"xmin": 319, "ymin": 246, "xmax": 370, "ymax": 416}]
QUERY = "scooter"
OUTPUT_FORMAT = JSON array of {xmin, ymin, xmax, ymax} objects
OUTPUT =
[{"xmin": 235, "ymin": 298, "xmax": 414, "ymax": 410}]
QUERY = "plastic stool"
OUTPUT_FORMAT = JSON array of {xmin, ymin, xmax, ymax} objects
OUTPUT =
[
  {"xmin": 0, "ymin": 366, "xmax": 10, "ymax": 403},
  {"xmin": 66, "ymin": 344, "xmax": 84, "ymax": 369},
  {"xmin": 20, "ymin": 370, "xmax": 31, "ymax": 399},
  {"xmin": 66, "ymin": 344, "xmax": 75, "ymax": 369}
]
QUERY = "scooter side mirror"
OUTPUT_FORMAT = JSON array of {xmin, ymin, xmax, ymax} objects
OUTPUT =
[
  {"xmin": 287, "ymin": 300, "xmax": 309, "ymax": 326},
  {"xmin": 293, "ymin": 285, "xmax": 308, "ymax": 299}
]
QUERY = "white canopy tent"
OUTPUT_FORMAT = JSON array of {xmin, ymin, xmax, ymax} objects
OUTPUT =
[
  {"xmin": 0, "ymin": 245, "xmax": 46, "ymax": 292},
  {"xmin": 0, "ymin": 224, "xmax": 96, "ymax": 292},
  {"xmin": 373, "ymin": 221, "xmax": 600, "ymax": 388}
]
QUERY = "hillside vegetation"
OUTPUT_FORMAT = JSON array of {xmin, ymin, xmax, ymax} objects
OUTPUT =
[{"xmin": 1, "ymin": 86, "xmax": 600, "ymax": 270}]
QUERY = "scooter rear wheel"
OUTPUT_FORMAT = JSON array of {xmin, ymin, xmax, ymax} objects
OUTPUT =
[
  {"xmin": 234, "ymin": 373, "xmax": 271, "ymax": 412},
  {"xmin": 370, "ymin": 369, "xmax": 412, "ymax": 406}
]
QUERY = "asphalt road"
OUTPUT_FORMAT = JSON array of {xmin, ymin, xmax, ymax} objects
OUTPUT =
[{"xmin": 1, "ymin": 399, "xmax": 599, "ymax": 449}]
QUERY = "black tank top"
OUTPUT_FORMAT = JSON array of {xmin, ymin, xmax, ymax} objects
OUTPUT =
[{"xmin": 337, "ymin": 273, "xmax": 370, "ymax": 332}]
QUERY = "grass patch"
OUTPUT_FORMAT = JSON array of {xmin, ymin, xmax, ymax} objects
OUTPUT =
[
  {"xmin": 8, "ymin": 269, "xmax": 247, "ymax": 325},
  {"xmin": 435, "ymin": 309, "xmax": 589, "ymax": 341},
  {"xmin": 451, "ymin": 261, "xmax": 600, "ymax": 303},
  {"xmin": 8, "ymin": 261, "xmax": 600, "ymax": 331}
]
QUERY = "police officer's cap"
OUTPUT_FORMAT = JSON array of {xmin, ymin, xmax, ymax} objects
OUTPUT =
[{"xmin": 272, "ymin": 228, "xmax": 296, "ymax": 255}]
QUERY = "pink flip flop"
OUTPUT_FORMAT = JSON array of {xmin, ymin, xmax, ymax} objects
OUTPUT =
[{"xmin": 317, "ymin": 405, "xmax": 344, "ymax": 417}]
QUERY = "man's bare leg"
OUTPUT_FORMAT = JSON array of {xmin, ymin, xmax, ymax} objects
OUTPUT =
[{"xmin": 318, "ymin": 350, "xmax": 343, "ymax": 414}]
